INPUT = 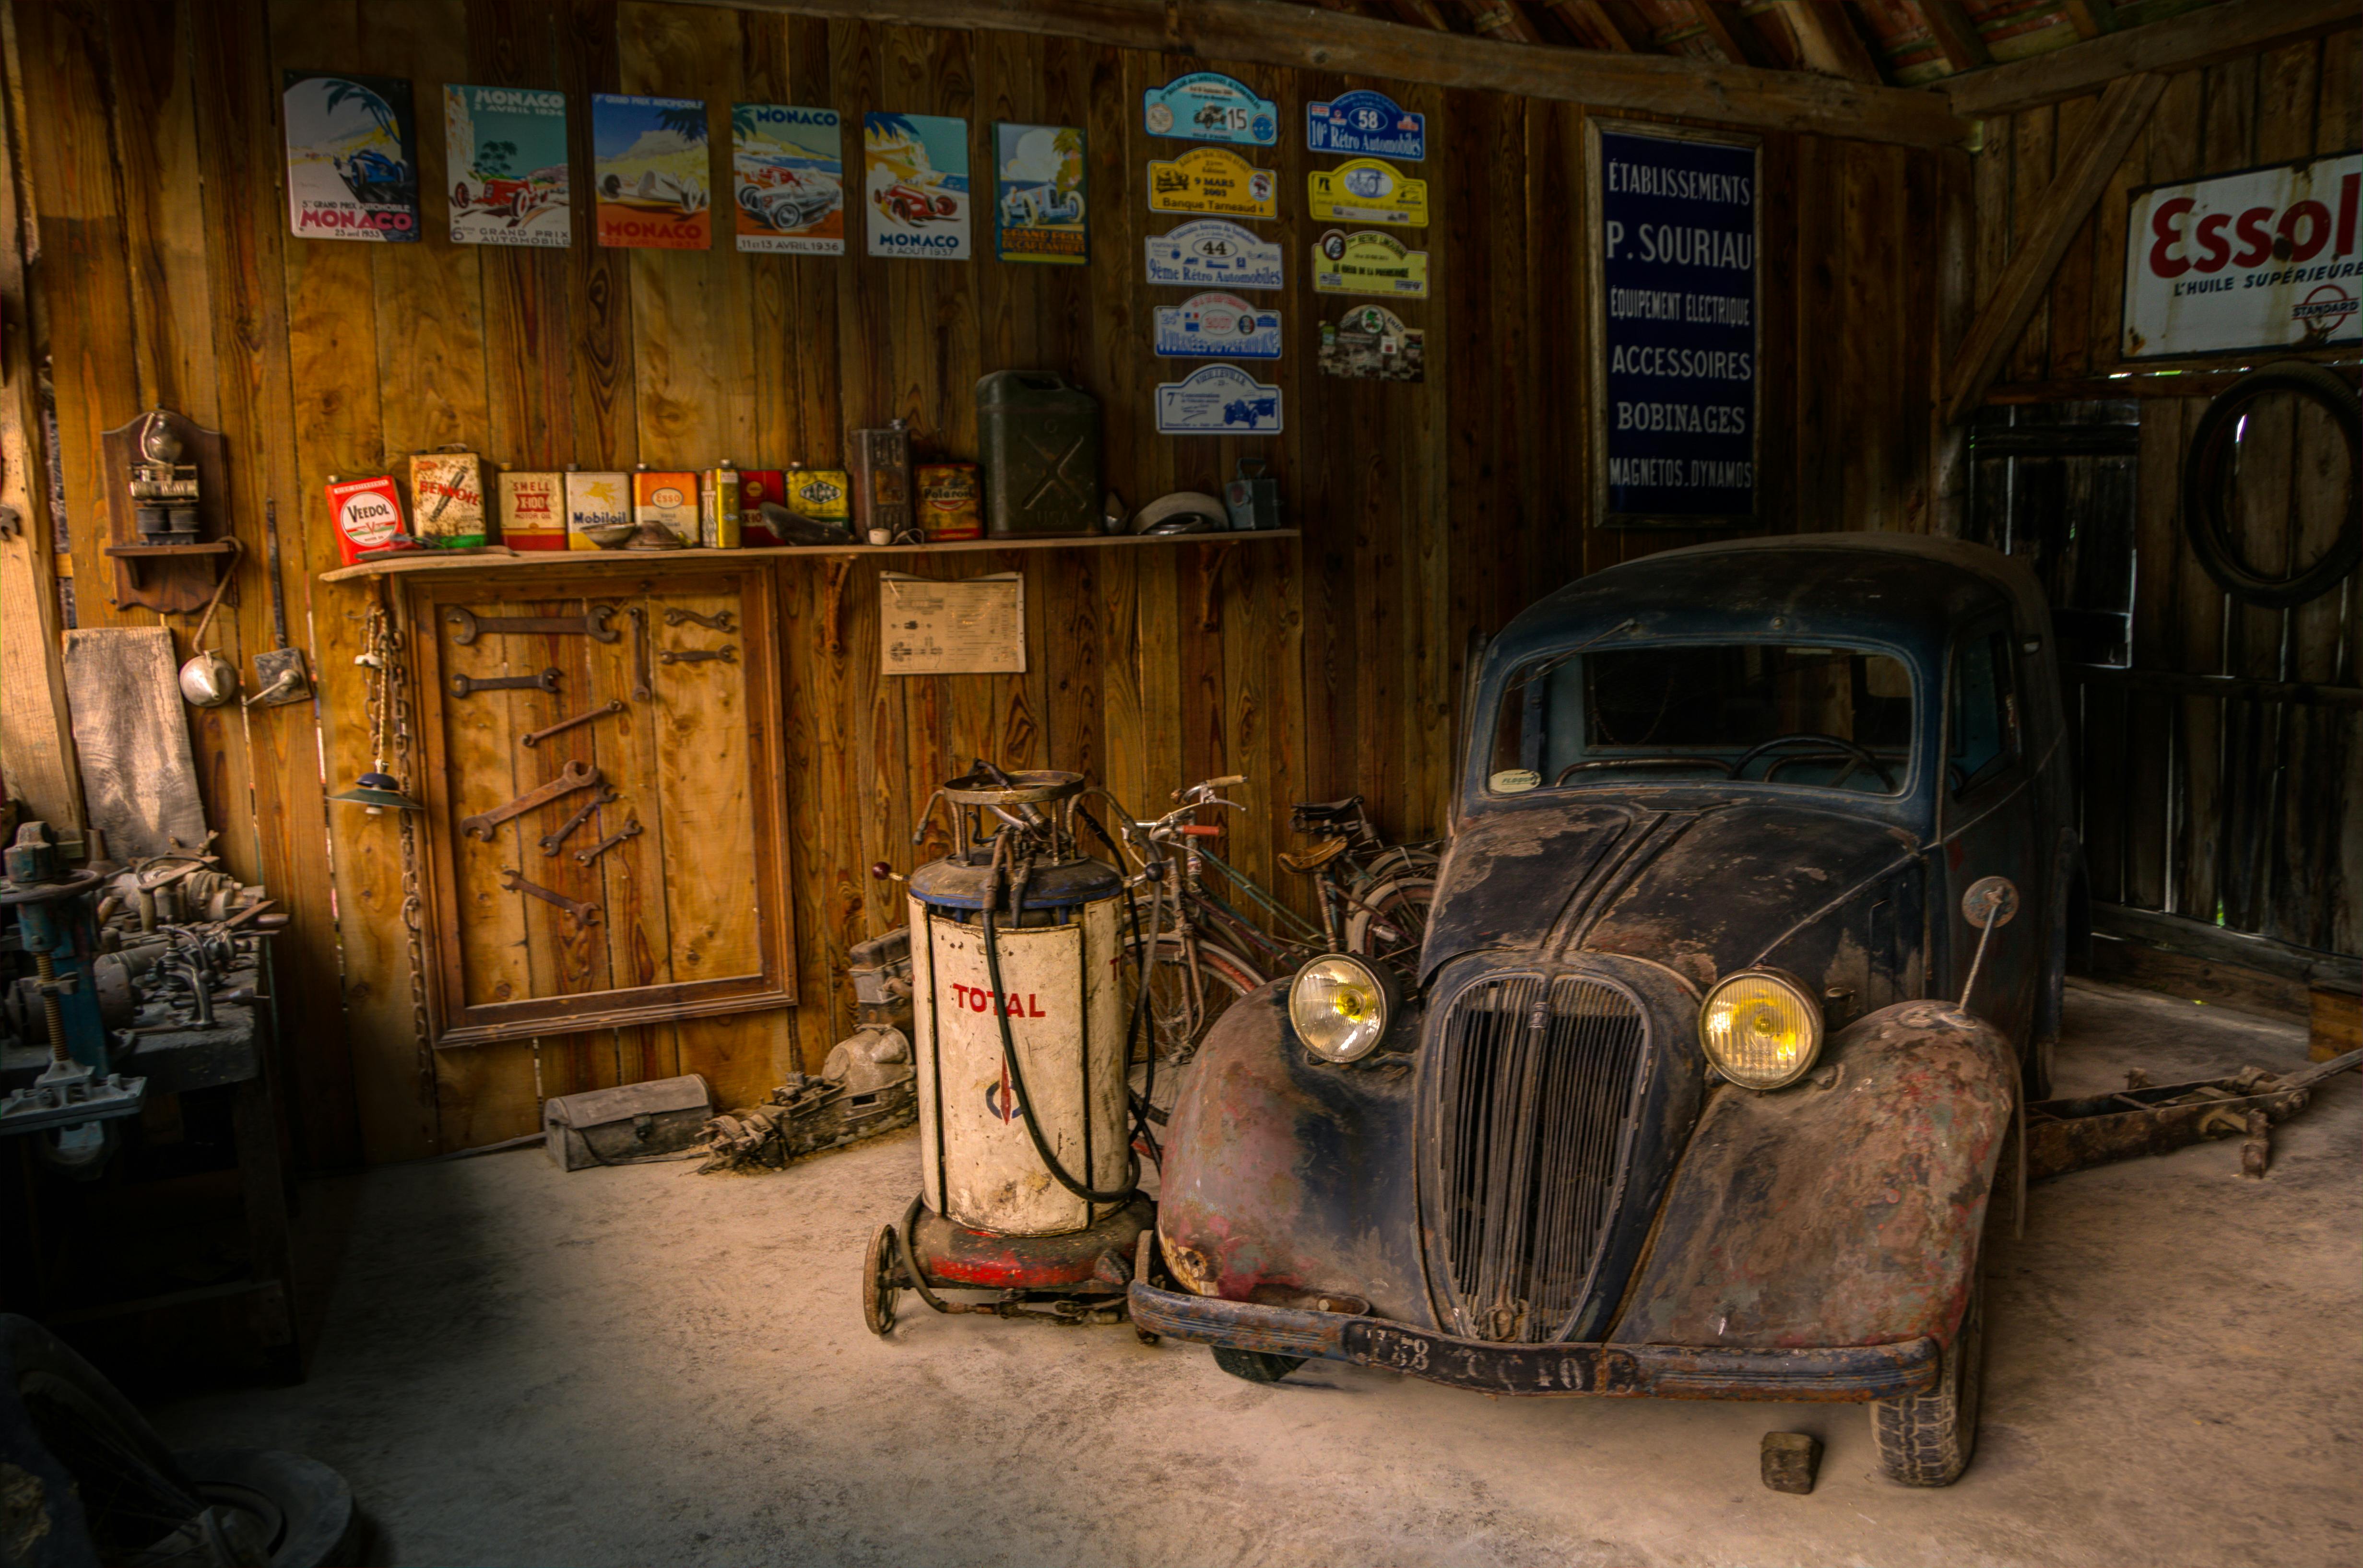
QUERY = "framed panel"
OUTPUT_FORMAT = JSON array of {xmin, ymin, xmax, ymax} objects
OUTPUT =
[{"xmin": 406, "ymin": 565, "xmax": 794, "ymax": 1048}]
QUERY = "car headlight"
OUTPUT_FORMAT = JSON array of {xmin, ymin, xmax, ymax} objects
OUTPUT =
[
  {"xmin": 1289, "ymin": 955, "xmax": 1397, "ymax": 1063},
  {"xmin": 1698, "ymin": 970, "xmax": 1823, "ymax": 1089}
]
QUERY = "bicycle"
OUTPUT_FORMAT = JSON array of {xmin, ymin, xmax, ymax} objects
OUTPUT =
[{"xmin": 1111, "ymin": 776, "xmax": 1438, "ymax": 1113}]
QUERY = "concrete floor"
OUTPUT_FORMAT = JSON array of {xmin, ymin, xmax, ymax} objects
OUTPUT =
[{"xmin": 151, "ymin": 979, "xmax": 2359, "ymax": 1567}]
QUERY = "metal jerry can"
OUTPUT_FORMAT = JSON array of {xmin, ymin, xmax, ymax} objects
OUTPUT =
[{"xmin": 977, "ymin": 371, "xmax": 1099, "ymax": 538}]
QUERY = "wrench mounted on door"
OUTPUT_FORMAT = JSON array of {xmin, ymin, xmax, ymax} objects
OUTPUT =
[
  {"xmin": 499, "ymin": 868, "xmax": 603, "ymax": 928},
  {"xmin": 444, "ymin": 604, "xmax": 620, "ymax": 645},
  {"xmin": 459, "ymin": 760, "xmax": 600, "ymax": 841}
]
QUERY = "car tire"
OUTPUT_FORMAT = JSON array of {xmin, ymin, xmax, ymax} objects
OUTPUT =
[
  {"xmin": 1867, "ymin": 1275, "xmax": 1985, "ymax": 1487},
  {"xmin": 1212, "ymin": 1346, "xmax": 1305, "ymax": 1384}
]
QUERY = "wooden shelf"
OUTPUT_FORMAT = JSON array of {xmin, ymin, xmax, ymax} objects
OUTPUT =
[
  {"xmin": 104, "ymin": 539, "xmax": 240, "ymax": 559},
  {"xmin": 319, "ymin": 530, "xmax": 1300, "ymax": 583}
]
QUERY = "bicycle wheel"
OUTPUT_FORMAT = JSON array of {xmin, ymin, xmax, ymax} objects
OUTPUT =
[
  {"xmin": 1344, "ymin": 872, "xmax": 1435, "ymax": 977},
  {"xmin": 1122, "ymin": 934, "xmax": 1262, "ymax": 1120}
]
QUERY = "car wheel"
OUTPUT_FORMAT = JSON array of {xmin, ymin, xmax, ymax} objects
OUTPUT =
[
  {"xmin": 1212, "ymin": 1346, "xmax": 1305, "ymax": 1384},
  {"xmin": 1868, "ymin": 1275, "xmax": 1985, "ymax": 1486}
]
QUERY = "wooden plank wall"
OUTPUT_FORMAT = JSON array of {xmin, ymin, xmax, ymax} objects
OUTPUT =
[
  {"xmin": 1970, "ymin": 27, "xmax": 2362, "ymax": 959},
  {"xmin": 8, "ymin": 0, "xmax": 1950, "ymax": 1164}
]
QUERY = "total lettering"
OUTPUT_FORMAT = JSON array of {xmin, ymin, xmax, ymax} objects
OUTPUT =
[{"xmin": 949, "ymin": 984, "xmax": 1049, "ymax": 1018}]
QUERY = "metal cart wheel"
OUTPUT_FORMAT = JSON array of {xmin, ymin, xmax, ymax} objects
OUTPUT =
[{"xmin": 862, "ymin": 1222, "xmax": 901, "ymax": 1338}]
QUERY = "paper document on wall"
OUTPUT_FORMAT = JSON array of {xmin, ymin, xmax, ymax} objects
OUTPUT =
[{"xmin": 881, "ymin": 573, "xmax": 1025, "ymax": 675}]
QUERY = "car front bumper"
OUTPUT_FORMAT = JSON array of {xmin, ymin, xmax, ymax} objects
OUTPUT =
[{"xmin": 1128, "ymin": 1280, "xmax": 1941, "ymax": 1402}]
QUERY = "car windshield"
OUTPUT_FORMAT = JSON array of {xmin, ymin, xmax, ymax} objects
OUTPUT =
[{"xmin": 1486, "ymin": 641, "xmax": 1916, "ymax": 796}]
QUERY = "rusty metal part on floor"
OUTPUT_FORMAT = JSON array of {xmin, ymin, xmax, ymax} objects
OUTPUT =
[{"xmin": 2026, "ymin": 1047, "xmax": 2363, "ymax": 1180}]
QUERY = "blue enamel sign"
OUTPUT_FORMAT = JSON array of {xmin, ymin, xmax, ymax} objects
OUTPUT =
[
  {"xmin": 1306, "ymin": 90, "xmax": 1424, "ymax": 162},
  {"xmin": 1143, "ymin": 72, "xmax": 1277, "ymax": 147},
  {"xmin": 1152, "ymin": 293, "xmax": 1282, "ymax": 359},
  {"xmin": 1145, "ymin": 219, "xmax": 1284, "ymax": 291},
  {"xmin": 1598, "ymin": 127, "xmax": 1758, "ymax": 525},
  {"xmin": 1155, "ymin": 363, "xmax": 1283, "ymax": 435}
]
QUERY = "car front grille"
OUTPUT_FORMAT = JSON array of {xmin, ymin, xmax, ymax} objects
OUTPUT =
[{"xmin": 1433, "ymin": 971, "xmax": 1649, "ymax": 1343}]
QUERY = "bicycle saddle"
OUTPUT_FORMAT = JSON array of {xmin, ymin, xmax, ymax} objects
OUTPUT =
[
  {"xmin": 1290, "ymin": 795, "xmax": 1365, "ymax": 823},
  {"xmin": 1278, "ymin": 836, "xmax": 1350, "ymax": 874}
]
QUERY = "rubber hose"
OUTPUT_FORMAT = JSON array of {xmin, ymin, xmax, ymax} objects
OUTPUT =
[
  {"xmin": 981, "ymin": 872, "xmax": 1142, "ymax": 1204},
  {"xmin": 895, "ymin": 1191, "xmax": 956, "ymax": 1315}
]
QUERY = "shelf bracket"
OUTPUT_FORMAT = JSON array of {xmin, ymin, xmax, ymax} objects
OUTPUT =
[
  {"xmin": 822, "ymin": 557, "xmax": 854, "ymax": 656},
  {"xmin": 1198, "ymin": 542, "xmax": 1242, "ymax": 633}
]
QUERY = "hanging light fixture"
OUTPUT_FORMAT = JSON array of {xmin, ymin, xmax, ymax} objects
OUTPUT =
[{"xmin": 329, "ymin": 770, "xmax": 423, "ymax": 815}]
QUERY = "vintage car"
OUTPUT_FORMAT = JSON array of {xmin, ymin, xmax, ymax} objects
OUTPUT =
[
  {"xmin": 736, "ymin": 164, "xmax": 842, "ymax": 231},
  {"xmin": 877, "ymin": 181, "xmax": 959, "ymax": 225},
  {"xmin": 1131, "ymin": 533, "xmax": 2083, "ymax": 1487}
]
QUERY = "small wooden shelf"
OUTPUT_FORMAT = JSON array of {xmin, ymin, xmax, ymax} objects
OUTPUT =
[
  {"xmin": 319, "ymin": 530, "xmax": 1301, "ymax": 583},
  {"xmin": 104, "ymin": 539, "xmax": 240, "ymax": 559}
]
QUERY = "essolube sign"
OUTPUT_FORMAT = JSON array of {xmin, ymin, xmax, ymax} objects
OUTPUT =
[{"xmin": 2124, "ymin": 153, "xmax": 2363, "ymax": 358}]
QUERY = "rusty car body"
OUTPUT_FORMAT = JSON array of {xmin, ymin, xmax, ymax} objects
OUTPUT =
[{"xmin": 1132, "ymin": 534, "xmax": 2082, "ymax": 1486}]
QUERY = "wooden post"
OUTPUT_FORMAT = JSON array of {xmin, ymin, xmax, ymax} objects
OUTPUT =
[
  {"xmin": 0, "ymin": 3, "xmax": 80, "ymax": 835},
  {"xmin": 1940, "ymin": 70, "xmax": 2164, "ymax": 426}
]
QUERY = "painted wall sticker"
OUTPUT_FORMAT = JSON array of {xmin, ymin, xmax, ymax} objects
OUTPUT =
[
  {"xmin": 284, "ymin": 72, "xmax": 419, "ymax": 243},
  {"xmin": 1308, "ymin": 158, "xmax": 1428, "ymax": 228},
  {"xmin": 445, "ymin": 85, "xmax": 568, "ymax": 248},
  {"xmin": 592, "ymin": 94, "xmax": 711, "ymax": 249},
  {"xmin": 1142, "ymin": 72, "xmax": 1277, "ymax": 146},
  {"xmin": 1145, "ymin": 219, "xmax": 1284, "ymax": 291},
  {"xmin": 1148, "ymin": 147, "xmax": 1277, "ymax": 220},
  {"xmin": 1155, "ymin": 363, "xmax": 1283, "ymax": 435},
  {"xmin": 865, "ymin": 113, "xmax": 972, "ymax": 260},
  {"xmin": 1306, "ymin": 90, "xmax": 1425, "ymax": 162},
  {"xmin": 1312, "ymin": 228, "xmax": 1430, "ymax": 297},
  {"xmin": 994, "ymin": 123, "xmax": 1087, "ymax": 265},
  {"xmin": 732, "ymin": 103, "xmax": 844, "ymax": 255},
  {"xmin": 1153, "ymin": 293, "xmax": 1282, "ymax": 359},
  {"xmin": 1319, "ymin": 303, "xmax": 1424, "ymax": 381}
]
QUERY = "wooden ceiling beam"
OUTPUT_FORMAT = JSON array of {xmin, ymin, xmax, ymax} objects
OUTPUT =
[
  {"xmin": 1774, "ymin": 0, "xmax": 1884, "ymax": 84},
  {"xmin": 1387, "ymin": 0, "xmax": 1457, "ymax": 30},
  {"xmin": 1539, "ymin": 0, "xmax": 1640, "ymax": 52},
  {"xmin": 1913, "ymin": 0, "xmax": 1990, "ymax": 74},
  {"xmin": 1687, "ymin": 1, "xmax": 1771, "ymax": 70},
  {"xmin": 688, "ymin": 0, "xmax": 1973, "ymax": 147},
  {"xmin": 1460, "ymin": 0, "xmax": 1545, "ymax": 46},
  {"xmin": 2056, "ymin": 0, "xmax": 2116, "ymax": 40},
  {"xmin": 1942, "ymin": 71, "xmax": 2167, "ymax": 424},
  {"xmin": 1947, "ymin": 0, "xmax": 2356, "ymax": 117}
]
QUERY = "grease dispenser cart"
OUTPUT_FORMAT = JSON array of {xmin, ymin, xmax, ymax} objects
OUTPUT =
[{"xmin": 862, "ymin": 764, "xmax": 1154, "ymax": 1332}]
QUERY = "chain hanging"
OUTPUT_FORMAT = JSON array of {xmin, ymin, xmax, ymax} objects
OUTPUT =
[{"xmin": 361, "ymin": 589, "xmax": 437, "ymax": 1104}]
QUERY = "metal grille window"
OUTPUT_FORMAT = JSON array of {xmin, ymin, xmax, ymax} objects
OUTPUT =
[{"xmin": 1435, "ymin": 973, "xmax": 1648, "ymax": 1344}]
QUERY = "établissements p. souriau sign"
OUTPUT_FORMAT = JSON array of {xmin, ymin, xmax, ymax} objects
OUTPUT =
[
  {"xmin": 1589, "ymin": 121, "xmax": 1758, "ymax": 529},
  {"xmin": 2123, "ymin": 153, "xmax": 2363, "ymax": 359}
]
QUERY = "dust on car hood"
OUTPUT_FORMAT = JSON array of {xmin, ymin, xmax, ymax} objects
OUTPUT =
[{"xmin": 1421, "ymin": 796, "xmax": 1922, "ymax": 992}]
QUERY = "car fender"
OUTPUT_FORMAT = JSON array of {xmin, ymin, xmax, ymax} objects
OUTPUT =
[
  {"xmin": 1607, "ymin": 1000, "xmax": 2014, "ymax": 1354},
  {"xmin": 1157, "ymin": 982, "xmax": 1431, "ymax": 1325}
]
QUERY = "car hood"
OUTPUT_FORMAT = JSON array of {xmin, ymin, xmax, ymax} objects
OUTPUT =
[{"xmin": 1421, "ymin": 797, "xmax": 1923, "ymax": 991}]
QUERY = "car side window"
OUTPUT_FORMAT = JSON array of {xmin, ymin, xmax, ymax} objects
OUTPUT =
[{"xmin": 1950, "ymin": 629, "xmax": 2020, "ymax": 794}]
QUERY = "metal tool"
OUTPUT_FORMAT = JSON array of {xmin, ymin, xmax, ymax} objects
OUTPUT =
[
  {"xmin": 460, "ymin": 760, "xmax": 599, "ymax": 841},
  {"xmin": 444, "ymin": 604, "xmax": 619, "ymax": 646},
  {"xmin": 499, "ymin": 867, "xmax": 602, "ymax": 928},
  {"xmin": 251, "ymin": 499, "xmax": 312, "ymax": 706},
  {"xmin": 177, "ymin": 539, "xmax": 244, "ymax": 707},
  {"xmin": 450, "ymin": 667, "xmax": 561, "ymax": 699},
  {"xmin": 663, "ymin": 607, "xmax": 736, "ymax": 632},
  {"xmin": 628, "ymin": 607, "xmax": 652, "ymax": 701},
  {"xmin": 574, "ymin": 818, "xmax": 643, "ymax": 866},
  {"xmin": 539, "ymin": 785, "xmax": 619, "ymax": 857},
  {"xmin": 520, "ymin": 699, "xmax": 626, "ymax": 749},
  {"xmin": 660, "ymin": 645, "xmax": 737, "ymax": 666}
]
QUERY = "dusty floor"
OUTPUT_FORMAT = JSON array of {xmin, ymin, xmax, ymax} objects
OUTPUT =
[{"xmin": 151, "ymin": 979, "xmax": 2359, "ymax": 1567}]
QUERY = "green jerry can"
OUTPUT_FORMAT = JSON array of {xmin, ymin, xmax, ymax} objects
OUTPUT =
[{"xmin": 977, "ymin": 370, "xmax": 1100, "ymax": 538}]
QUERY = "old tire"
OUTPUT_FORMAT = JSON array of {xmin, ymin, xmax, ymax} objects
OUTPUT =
[
  {"xmin": 1868, "ymin": 1280, "xmax": 1985, "ymax": 1487},
  {"xmin": 176, "ymin": 1447, "xmax": 359, "ymax": 1568},
  {"xmin": 1344, "ymin": 872, "xmax": 1434, "ymax": 976},
  {"xmin": 1212, "ymin": 1346, "xmax": 1305, "ymax": 1384},
  {"xmin": 862, "ymin": 1222, "xmax": 899, "ymax": 1338},
  {"xmin": 2183, "ymin": 361, "xmax": 2363, "ymax": 609}
]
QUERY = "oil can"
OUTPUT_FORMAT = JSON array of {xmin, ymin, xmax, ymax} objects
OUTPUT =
[
  {"xmin": 737, "ymin": 468, "xmax": 787, "ymax": 545},
  {"xmin": 327, "ymin": 475, "xmax": 414, "ymax": 566},
  {"xmin": 632, "ymin": 468, "xmax": 698, "ymax": 548},
  {"xmin": 917, "ymin": 463, "xmax": 983, "ymax": 541},
  {"xmin": 498, "ymin": 471, "xmax": 567, "ymax": 551},
  {"xmin": 565, "ymin": 470, "xmax": 632, "ymax": 551},
  {"xmin": 849, "ymin": 421, "xmax": 913, "ymax": 542},
  {"xmin": 409, "ymin": 451, "xmax": 487, "ymax": 548},
  {"xmin": 700, "ymin": 464, "xmax": 742, "ymax": 549},
  {"xmin": 977, "ymin": 371, "xmax": 1098, "ymax": 538}
]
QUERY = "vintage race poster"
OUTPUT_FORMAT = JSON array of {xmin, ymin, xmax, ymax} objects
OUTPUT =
[
  {"xmin": 1142, "ymin": 72, "xmax": 1277, "ymax": 147},
  {"xmin": 445, "ymin": 85, "xmax": 569, "ymax": 248},
  {"xmin": 1306, "ymin": 90, "xmax": 1425, "ymax": 162},
  {"xmin": 1155, "ymin": 363, "xmax": 1283, "ymax": 435},
  {"xmin": 591, "ymin": 94, "xmax": 711, "ymax": 250},
  {"xmin": 1145, "ymin": 219, "xmax": 1284, "ymax": 291},
  {"xmin": 1148, "ymin": 148, "xmax": 1276, "ymax": 220},
  {"xmin": 865, "ymin": 113, "xmax": 971, "ymax": 261},
  {"xmin": 1320, "ymin": 304, "xmax": 1424, "ymax": 381},
  {"xmin": 1312, "ymin": 229, "xmax": 1430, "ymax": 297},
  {"xmin": 1308, "ymin": 159, "xmax": 1428, "ymax": 228},
  {"xmin": 732, "ymin": 103, "xmax": 844, "ymax": 255},
  {"xmin": 1153, "ymin": 293, "xmax": 1281, "ymax": 359},
  {"xmin": 2124, "ymin": 153, "xmax": 2363, "ymax": 358},
  {"xmin": 994, "ymin": 123, "xmax": 1087, "ymax": 265},
  {"xmin": 283, "ymin": 72, "xmax": 419, "ymax": 243}
]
